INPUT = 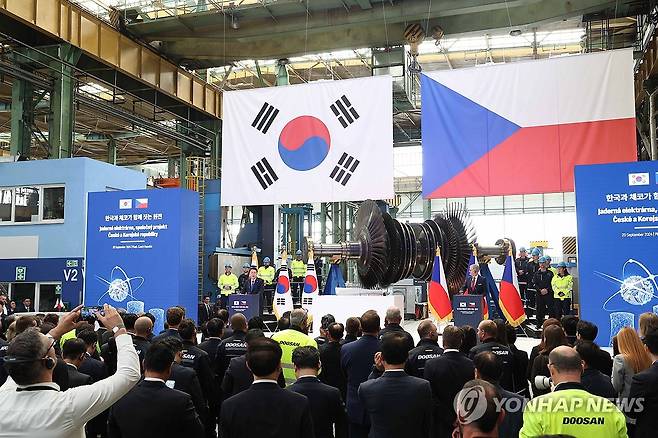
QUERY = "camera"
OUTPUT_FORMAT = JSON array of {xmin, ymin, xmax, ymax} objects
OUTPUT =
[{"xmin": 534, "ymin": 375, "xmax": 553, "ymax": 390}]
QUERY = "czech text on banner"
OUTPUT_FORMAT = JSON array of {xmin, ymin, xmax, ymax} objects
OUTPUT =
[
  {"xmin": 221, "ymin": 76, "xmax": 394, "ymax": 206},
  {"xmin": 422, "ymin": 49, "xmax": 636, "ymax": 198}
]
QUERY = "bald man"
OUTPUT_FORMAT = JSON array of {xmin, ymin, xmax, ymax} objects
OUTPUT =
[
  {"xmin": 132, "ymin": 316, "xmax": 153, "ymax": 370},
  {"xmin": 468, "ymin": 320, "xmax": 514, "ymax": 392},
  {"xmin": 405, "ymin": 320, "xmax": 443, "ymax": 378}
]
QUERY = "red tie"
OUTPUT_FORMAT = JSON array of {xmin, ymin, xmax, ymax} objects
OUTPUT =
[{"xmin": 471, "ymin": 277, "xmax": 476, "ymax": 293}]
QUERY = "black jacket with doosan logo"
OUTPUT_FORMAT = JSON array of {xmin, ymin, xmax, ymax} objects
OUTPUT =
[
  {"xmin": 215, "ymin": 331, "xmax": 248, "ymax": 381},
  {"xmin": 181, "ymin": 341, "xmax": 217, "ymax": 408},
  {"xmin": 405, "ymin": 340, "xmax": 444, "ymax": 379},
  {"xmin": 469, "ymin": 339, "xmax": 515, "ymax": 392}
]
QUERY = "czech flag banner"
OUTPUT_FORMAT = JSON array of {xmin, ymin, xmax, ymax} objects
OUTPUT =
[
  {"xmin": 499, "ymin": 254, "xmax": 527, "ymax": 327},
  {"xmin": 467, "ymin": 254, "xmax": 488, "ymax": 320},
  {"xmin": 273, "ymin": 252, "xmax": 293, "ymax": 319},
  {"xmin": 428, "ymin": 250, "xmax": 452, "ymax": 322}
]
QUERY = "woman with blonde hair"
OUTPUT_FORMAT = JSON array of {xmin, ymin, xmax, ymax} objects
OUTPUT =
[
  {"xmin": 613, "ymin": 326, "xmax": 652, "ymax": 436},
  {"xmin": 638, "ymin": 312, "xmax": 658, "ymax": 339}
]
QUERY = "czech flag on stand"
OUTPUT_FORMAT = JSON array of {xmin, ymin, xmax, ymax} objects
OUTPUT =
[
  {"xmin": 428, "ymin": 249, "xmax": 452, "ymax": 322},
  {"xmin": 499, "ymin": 254, "xmax": 527, "ymax": 327},
  {"xmin": 468, "ymin": 253, "xmax": 488, "ymax": 320},
  {"xmin": 273, "ymin": 251, "xmax": 293, "ymax": 319}
]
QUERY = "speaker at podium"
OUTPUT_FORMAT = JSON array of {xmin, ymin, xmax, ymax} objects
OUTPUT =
[{"xmin": 452, "ymin": 294, "xmax": 486, "ymax": 328}]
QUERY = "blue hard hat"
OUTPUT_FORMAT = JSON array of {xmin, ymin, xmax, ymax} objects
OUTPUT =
[
  {"xmin": 263, "ymin": 257, "xmax": 271, "ymax": 263},
  {"xmin": 531, "ymin": 249, "xmax": 541, "ymax": 256},
  {"xmin": 242, "ymin": 262, "xmax": 250, "ymax": 269},
  {"xmin": 224, "ymin": 262, "xmax": 232, "ymax": 268},
  {"xmin": 519, "ymin": 247, "xmax": 527, "ymax": 252},
  {"xmin": 538, "ymin": 256, "xmax": 547, "ymax": 263},
  {"xmin": 296, "ymin": 250, "xmax": 302, "ymax": 256},
  {"xmin": 557, "ymin": 261, "xmax": 567, "ymax": 268},
  {"xmin": 545, "ymin": 255, "xmax": 552, "ymax": 261}
]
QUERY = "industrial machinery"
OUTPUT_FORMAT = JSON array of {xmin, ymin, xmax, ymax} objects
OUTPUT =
[{"xmin": 307, "ymin": 200, "xmax": 516, "ymax": 292}]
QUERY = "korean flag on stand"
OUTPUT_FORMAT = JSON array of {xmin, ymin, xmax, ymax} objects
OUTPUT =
[
  {"xmin": 221, "ymin": 76, "xmax": 394, "ymax": 206},
  {"xmin": 302, "ymin": 251, "xmax": 320, "ymax": 332},
  {"xmin": 274, "ymin": 250, "xmax": 293, "ymax": 319}
]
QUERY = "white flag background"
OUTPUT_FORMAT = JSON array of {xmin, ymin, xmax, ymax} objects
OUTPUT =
[{"xmin": 221, "ymin": 76, "xmax": 394, "ymax": 206}]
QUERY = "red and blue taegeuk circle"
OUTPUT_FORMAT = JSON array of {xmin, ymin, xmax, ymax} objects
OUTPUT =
[
  {"xmin": 278, "ymin": 116, "xmax": 331, "ymax": 171},
  {"xmin": 276, "ymin": 276, "xmax": 290, "ymax": 294},
  {"xmin": 304, "ymin": 275, "xmax": 318, "ymax": 293}
]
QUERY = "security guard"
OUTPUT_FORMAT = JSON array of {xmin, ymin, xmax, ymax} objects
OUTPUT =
[
  {"xmin": 525, "ymin": 248, "xmax": 541, "ymax": 317},
  {"xmin": 469, "ymin": 320, "xmax": 515, "ymax": 392},
  {"xmin": 237, "ymin": 262, "xmax": 251, "ymax": 291},
  {"xmin": 520, "ymin": 346, "xmax": 627, "ymax": 437},
  {"xmin": 405, "ymin": 320, "xmax": 443, "ymax": 378},
  {"xmin": 552, "ymin": 261, "xmax": 573, "ymax": 319},
  {"xmin": 215, "ymin": 313, "xmax": 249, "ymax": 381},
  {"xmin": 218, "ymin": 263, "xmax": 239, "ymax": 309},
  {"xmin": 290, "ymin": 250, "xmax": 306, "ymax": 303},
  {"xmin": 545, "ymin": 255, "xmax": 558, "ymax": 276},
  {"xmin": 258, "ymin": 257, "xmax": 276, "ymax": 312},
  {"xmin": 271, "ymin": 308, "xmax": 317, "ymax": 385},
  {"xmin": 532, "ymin": 256, "xmax": 555, "ymax": 325}
]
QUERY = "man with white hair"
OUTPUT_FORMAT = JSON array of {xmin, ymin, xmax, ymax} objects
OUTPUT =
[
  {"xmin": 272, "ymin": 308, "xmax": 317, "ymax": 385},
  {"xmin": 378, "ymin": 306, "xmax": 414, "ymax": 352},
  {"xmin": 460, "ymin": 263, "xmax": 487, "ymax": 295}
]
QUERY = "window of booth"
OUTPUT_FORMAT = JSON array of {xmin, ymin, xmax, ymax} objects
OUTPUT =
[
  {"xmin": 8, "ymin": 282, "xmax": 62, "ymax": 312},
  {"xmin": 43, "ymin": 187, "xmax": 65, "ymax": 220},
  {"xmin": 0, "ymin": 185, "xmax": 65, "ymax": 224},
  {"xmin": 10, "ymin": 283, "xmax": 36, "ymax": 308},
  {"xmin": 14, "ymin": 187, "xmax": 39, "ymax": 223},
  {"xmin": 38, "ymin": 283, "xmax": 60, "ymax": 312},
  {"xmin": 0, "ymin": 188, "xmax": 12, "ymax": 222}
]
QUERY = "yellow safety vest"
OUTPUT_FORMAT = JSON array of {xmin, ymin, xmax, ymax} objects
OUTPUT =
[
  {"xmin": 548, "ymin": 267, "xmax": 558, "ymax": 276},
  {"xmin": 258, "ymin": 266, "xmax": 275, "ymax": 285},
  {"xmin": 291, "ymin": 260, "xmax": 306, "ymax": 278},
  {"xmin": 218, "ymin": 273, "xmax": 239, "ymax": 296},
  {"xmin": 271, "ymin": 329, "xmax": 318, "ymax": 386},
  {"xmin": 552, "ymin": 274, "xmax": 573, "ymax": 300}
]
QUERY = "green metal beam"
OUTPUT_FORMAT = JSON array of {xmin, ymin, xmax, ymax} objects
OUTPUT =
[
  {"xmin": 48, "ymin": 44, "xmax": 80, "ymax": 159},
  {"xmin": 107, "ymin": 137, "xmax": 117, "ymax": 165},
  {"xmin": 9, "ymin": 79, "xmax": 33, "ymax": 157}
]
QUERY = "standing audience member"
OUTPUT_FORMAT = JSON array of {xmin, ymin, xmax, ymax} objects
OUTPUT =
[
  {"xmin": 272, "ymin": 308, "xmax": 317, "ymax": 386},
  {"xmin": 215, "ymin": 313, "xmax": 248, "ymax": 382},
  {"xmin": 340, "ymin": 310, "xmax": 381, "ymax": 438},
  {"xmin": 473, "ymin": 352, "xmax": 524, "ymax": 437},
  {"xmin": 531, "ymin": 257, "xmax": 554, "ymax": 325},
  {"xmin": 576, "ymin": 319, "xmax": 613, "ymax": 375},
  {"xmin": 152, "ymin": 307, "xmax": 184, "ymax": 343},
  {"xmin": 505, "ymin": 324, "xmax": 529, "ymax": 398},
  {"xmin": 551, "ymin": 262, "xmax": 573, "ymax": 319},
  {"xmin": 132, "ymin": 316, "xmax": 153, "ymax": 370},
  {"xmin": 198, "ymin": 318, "xmax": 225, "ymax": 365},
  {"xmin": 341, "ymin": 317, "xmax": 360, "ymax": 345},
  {"xmin": 530, "ymin": 324, "xmax": 568, "ymax": 397},
  {"xmin": 217, "ymin": 309, "xmax": 232, "ymax": 339},
  {"xmin": 315, "ymin": 314, "xmax": 336, "ymax": 346},
  {"xmin": 16, "ymin": 298, "xmax": 33, "ymax": 313},
  {"xmin": 108, "ymin": 342, "xmax": 204, "ymax": 438},
  {"xmin": 561, "ymin": 315, "xmax": 579, "ymax": 346},
  {"xmin": 520, "ymin": 346, "xmax": 627, "ymax": 437},
  {"xmin": 405, "ymin": 320, "xmax": 443, "ymax": 378},
  {"xmin": 219, "ymin": 338, "xmax": 314, "ymax": 438},
  {"xmin": 424, "ymin": 325, "xmax": 475, "ymax": 438},
  {"xmin": 527, "ymin": 318, "xmax": 561, "ymax": 378},
  {"xmin": 198, "ymin": 295, "xmax": 213, "ymax": 326},
  {"xmin": 628, "ymin": 328, "xmax": 658, "ymax": 438},
  {"xmin": 459, "ymin": 325, "xmax": 477, "ymax": 355},
  {"xmin": 289, "ymin": 346, "xmax": 347, "ymax": 438},
  {"xmin": 0, "ymin": 304, "xmax": 140, "ymax": 437},
  {"xmin": 613, "ymin": 327, "xmax": 652, "ymax": 435},
  {"xmin": 469, "ymin": 320, "xmax": 514, "ymax": 391},
  {"xmin": 62, "ymin": 338, "xmax": 93, "ymax": 388},
  {"xmin": 638, "ymin": 312, "xmax": 658, "ymax": 340},
  {"xmin": 319, "ymin": 322, "xmax": 347, "ymax": 399},
  {"xmin": 378, "ymin": 307, "xmax": 414, "ymax": 352},
  {"xmin": 77, "ymin": 329, "xmax": 108, "ymax": 382},
  {"xmin": 359, "ymin": 332, "xmax": 432, "ymax": 438},
  {"xmin": 453, "ymin": 379, "xmax": 505, "ymax": 438},
  {"xmin": 575, "ymin": 341, "xmax": 616, "ymax": 399}
]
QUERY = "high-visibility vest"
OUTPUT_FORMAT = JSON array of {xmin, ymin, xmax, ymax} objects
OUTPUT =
[
  {"xmin": 258, "ymin": 266, "xmax": 275, "ymax": 285},
  {"xmin": 291, "ymin": 260, "xmax": 306, "ymax": 278},
  {"xmin": 218, "ymin": 273, "xmax": 239, "ymax": 296},
  {"xmin": 551, "ymin": 274, "xmax": 573, "ymax": 300},
  {"xmin": 271, "ymin": 329, "xmax": 318, "ymax": 385}
]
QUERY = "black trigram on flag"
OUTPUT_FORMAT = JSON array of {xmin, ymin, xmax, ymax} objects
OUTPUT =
[
  {"xmin": 330, "ymin": 152, "xmax": 360, "ymax": 186},
  {"xmin": 330, "ymin": 95, "xmax": 360, "ymax": 128},
  {"xmin": 252, "ymin": 102, "xmax": 279, "ymax": 134},
  {"xmin": 251, "ymin": 157, "xmax": 278, "ymax": 190}
]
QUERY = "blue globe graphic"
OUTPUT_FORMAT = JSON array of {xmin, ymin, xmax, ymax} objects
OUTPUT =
[{"xmin": 278, "ymin": 116, "xmax": 331, "ymax": 171}]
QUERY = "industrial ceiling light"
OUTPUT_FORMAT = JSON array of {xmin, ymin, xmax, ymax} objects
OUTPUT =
[
  {"xmin": 509, "ymin": 29, "xmax": 522, "ymax": 36},
  {"xmin": 230, "ymin": 14, "xmax": 240, "ymax": 30}
]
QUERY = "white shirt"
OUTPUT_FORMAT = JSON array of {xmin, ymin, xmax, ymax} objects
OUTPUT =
[
  {"xmin": 252, "ymin": 379, "xmax": 278, "ymax": 385},
  {"xmin": 0, "ymin": 333, "xmax": 140, "ymax": 438}
]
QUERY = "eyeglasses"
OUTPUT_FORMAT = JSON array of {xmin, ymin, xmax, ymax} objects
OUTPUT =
[{"xmin": 44, "ymin": 339, "xmax": 57, "ymax": 357}]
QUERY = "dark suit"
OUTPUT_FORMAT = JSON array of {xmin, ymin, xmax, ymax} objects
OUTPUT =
[
  {"xmin": 289, "ymin": 376, "xmax": 347, "ymax": 438},
  {"xmin": 340, "ymin": 334, "xmax": 379, "ymax": 437},
  {"xmin": 460, "ymin": 274, "xmax": 486, "ymax": 295},
  {"xmin": 581, "ymin": 367, "xmax": 615, "ymax": 399},
  {"xmin": 198, "ymin": 303, "xmax": 212, "ymax": 325},
  {"xmin": 340, "ymin": 334, "xmax": 358, "ymax": 346},
  {"xmin": 181, "ymin": 341, "xmax": 217, "ymax": 438},
  {"xmin": 509, "ymin": 343, "xmax": 529, "ymax": 397},
  {"xmin": 108, "ymin": 379, "xmax": 204, "ymax": 438},
  {"xmin": 424, "ymin": 351, "xmax": 475, "ymax": 438},
  {"xmin": 15, "ymin": 304, "xmax": 32, "ymax": 313},
  {"xmin": 378, "ymin": 324, "xmax": 414, "ymax": 353},
  {"xmin": 220, "ymin": 382, "xmax": 314, "ymax": 438},
  {"xmin": 628, "ymin": 362, "xmax": 658, "ymax": 438},
  {"xmin": 319, "ymin": 341, "xmax": 346, "ymax": 399},
  {"xmin": 358, "ymin": 371, "xmax": 432, "ymax": 438},
  {"xmin": 221, "ymin": 355, "xmax": 285, "ymax": 398},
  {"xmin": 65, "ymin": 363, "xmax": 93, "ymax": 388},
  {"xmin": 198, "ymin": 338, "xmax": 223, "ymax": 366},
  {"xmin": 80, "ymin": 354, "xmax": 110, "ymax": 438},
  {"xmin": 243, "ymin": 278, "xmax": 264, "ymax": 295},
  {"xmin": 169, "ymin": 363, "xmax": 209, "ymax": 424},
  {"xmin": 151, "ymin": 328, "xmax": 182, "ymax": 344}
]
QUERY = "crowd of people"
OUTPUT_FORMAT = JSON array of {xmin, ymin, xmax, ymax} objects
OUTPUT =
[{"xmin": 1, "ymin": 297, "xmax": 658, "ymax": 438}]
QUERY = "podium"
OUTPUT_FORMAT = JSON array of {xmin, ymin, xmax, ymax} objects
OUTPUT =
[
  {"xmin": 228, "ymin": 294, "xmax": 261, "ymax": 320},
  {"xmin": 453, "ymin": 294, "xmax": 485, "ymax": 328}
]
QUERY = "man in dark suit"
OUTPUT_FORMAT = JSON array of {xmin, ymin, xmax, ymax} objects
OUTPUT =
[
  {"xmin": 340, "ymin": 317, "xmax": 360, "ymax": 346},
  {"xmin": 575, "ymin": 341, "xmax": 615, "ymax": 399},
  {"xmin": 289, "ymin": 346, "xmax": 347, "ymax": 438},
  {"xmin": 62, "ymin": 338, "xmax": 93, "ymax": 388},
  {"xmin": 469, "ymin": 320, "xmax": 514, "ymax": 392},
  {"xmin": 198, "ymin": 318, "xmax": 225, "ymax": 365},
  {"xmin": 627, "ymin": 328, "xmax": 658, "ymax": 438},
  {"xmin": 378, "ymin": 307, "xmax": 414, "ymax": 352},
  {"xmin": 221, "ymin": 329, "xmax": 285, "ymax": 398},
  {"xmin": 242, "ymin": 267, "xmax": 265, "ymax": 295},
  {"xmin": 340, "ymin": 310, "xmax": 381, "ymax": 438},
  {"xmin": 319, "ymin": 323, "xmax": 346, "ymax": 400},
  {"xmin": 359, "ymin": 332, "xmax": 432, "ymax": 438},
  {"xmin": 406, "ymin": 320, "xmax": 443, "ymax": 379},
  {"xmin": 576, "ymin": 320, "xmax": 613, "ymax": 375},
  {"xmin": 77, "ymin": 329, "xmax": 108, "ymax": 382},
  {"xmin": 152, "ymin": 307, "xmax": 185, "ymax": 343},
  {"xmin": 505, "ymin": 324, "xmax": 529, "ymax": 398},
  {"xmin": 424, "ymin": 325, "xmax": 475, "ymax": 438},
  {"xmin": 16, "ymin": 298, "xmax": 33, "ymax": 313},
  {"xmin": 108, "ymin": 342, "xmax": 204, "ymax": 438},
  {"xmin": 460, "ymin": 264, "xmax": 487, "ymax": 295},
  {"xmin": 473, "ymin": 351, "xmax": 523, "ymax": 438},
  {"xmin": 198, "ymin": 296, "xmax": 213, "ymax": 326},
  {"xmin": 219, "ymin": 338, "xmax": 314, "ymax": 438}
]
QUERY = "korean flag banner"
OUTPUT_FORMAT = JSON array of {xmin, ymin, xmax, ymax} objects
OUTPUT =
[{"xmin": 221, "ymin": 76, "xmax": 394, "ymax": 206}]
